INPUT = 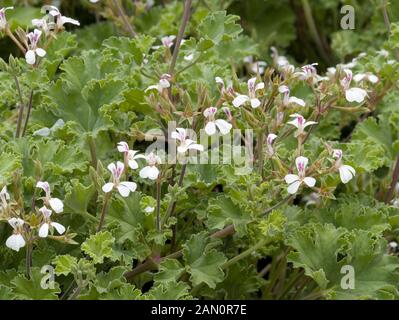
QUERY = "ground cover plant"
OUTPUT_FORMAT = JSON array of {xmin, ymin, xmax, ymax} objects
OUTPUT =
[{"xmin": 0, "ymin": 0, "xmax": 399, "ymax": 300}]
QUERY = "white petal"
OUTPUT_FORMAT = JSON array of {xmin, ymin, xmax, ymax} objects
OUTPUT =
[
  {"xmin": 6, "ymin": 234, "xmax": 25, "ymax": 251},
  {"xmin": 289, "ymin": 96, "xmax": 306, "ymax": 107},
  {"xmin": 345, "ymin": 88, "xmax": 367, "ymax": 103},
  {"xmin": 102, "ymin": 182, "xmax": 114, "ymax": 193},
  {"xmin": 353, "ymin": 74, "xmax": 365, "ymax": 82},
  {"xmin": 303, "ymin": 177, "xmax": 316, "ymax": 187},
  {"xmin": 49, "ymin": 198, "xmax": 64, "ymax": 213},
  {"xmin": 287, "ymin": 180, "xmax": 302, "ymax": 194},
  {"xmin": 250, "ymin": 98, "xmax": 261, "ymax": 108},
  {"xmin": 51, "ymin": 222, "xmax": 66, "ymax": 235},
  {"xmin": 33, "ymin": 127, "xmax": 51, "ymax": 137},
  {"xmin": 303, "ymin": 121, "xmax": 318, "ymax": 128},
  {"xmin": 187, "ymin": 143, "xmax": 204, "ymax": 152},
  {"xmin": 39, "ymin": 223, "xmax": 49, "ymax": 238},
  {"xmin": 232, "ymin": 95, "xmax": 249, "ymax": 108},
  {"xmin": 117, "ymin": 184, "xmax": 131, "ymax": 197},
  {"xmin": 368, "ymin": 74, "xmax": 379, "ymax": 83},
  {"xmin": 255, "ymin": 82, "xmax": 265, "ymax": 91},
  {"xmin": 128, "ymin": 159, "xmax": 139, "ymax": 169},
  {"xmin": 25, "ymin": 50, "xmax": 36, "ymax": 65},
  {"xmin": 117, "ymin": 141, "xmax": 129, "ymax": 153},
  {"xmin": 61, "ymin": 17, "xmax": 80, "ymax": 26},
  {"xmin": 35, "ymin": 48, "xmax": 46, "ymax": 57},
  {"xmin": 205, "ymin": 121, "xmax": 217, "ymax": 136},
  {"xmin": 139, "ymin": 166, "xmax": 159, "ymax": 180},
  {"xmin": 107, "ymin": 163, "xmax": 116, "ymax": 174},
  {"xmin": 215, "ymin": 119, "xmax": 232, "ymax": 135},
  {"xmin": 120, "ymin": 181, "xmax": 137, "ymax": 192},
  {"xmin": 339, "ymin": 165, "xmax": 356, "ymax": 183},
  {"xmin": 285, "ymin": 174, "xmax": 300, "ymax": 184}
]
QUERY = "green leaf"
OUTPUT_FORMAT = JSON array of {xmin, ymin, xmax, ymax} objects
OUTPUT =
[
  {"xmin": 154, "ymin": 259, "xmax": 185, "ymax": 284},
  {"xmin": 11, "ymin": 267, "xmax": 60, "ymax": 300},
  {"xmin": 0, "ymin": 152, "xmax": 21, "ymax": 185},
  {"xmin": 182, "ymin": 232, "xmax": 227, "ymax": 289},
  {"xmin": 81, "ymin": 231, "xmax": 115, "ymax": 264},
  {"xmin": 52, "ymin": 255, "xmax": 78, "ymax": 276}
]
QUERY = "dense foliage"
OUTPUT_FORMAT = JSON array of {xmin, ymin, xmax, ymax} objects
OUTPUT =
[{"xmin": 0, "ymin": 0, "xmax": 399, "ymax": 300}]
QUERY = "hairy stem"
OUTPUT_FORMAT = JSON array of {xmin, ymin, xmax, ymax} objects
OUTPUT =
[
  {"xmin": 87, "ymin": 135, "xmax": 98, "ymax": 168},
  {"xmin": 168, "ymin": 0, "xmax": 192, "ymax": 75},
  {"xmin": 21, "ymin": 90, "xmax": 34, "ymax": 137},
  {"xmin": 97, "ymin": 192, "xmax": 112, "ymax": 232},
  {"xmin": 385, "ymin": 154, "xmax": 399, "ymax": 203},
  {"xmin": 156, "ymin": 177, "xmax": 161, "ymax": 232},
  {"xmin": 112, "ymin": 0, "xmax": 137, "ymax": 37}
]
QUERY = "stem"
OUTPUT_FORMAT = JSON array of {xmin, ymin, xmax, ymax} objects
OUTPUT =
[
  {"xmin": 87, "ymin": 135, "xmax": 98, "ymax": 168},
  {"xmin": 156, "ymin": 177, "xmax": 161, "ymax": 232},
  {"xmin": 67, "ymin": 285, "xmax": 82, "ymax": 300},
  {"xmin": 6, "ymin": 28, "xmax": 27, "ymax": 54},
  {"xmin": 14, "ymin": 75, "xmax": 25, "ymax": 138},
  {"xmin": 385, "ymin": 154, "xmax": 399, "ymax": 203},
  {"xmin": 382, "ymin": 0, "xmax": 391, "ymax": 35},
  {"xmin": 112, "ymin": 0, "xmax": 137, "ymax": 37},
  {"xmin": 222, "ymin": 238, "xmax": 268, "ymax": 270},
  {"xmin": 97, "ymin": 192, "xmax": 112, "ymax": 232},
  {"xmin": 21, "ymin": 90, "xmax": 34, "ymax": 137},
  {"xmin": 25, "ymin": 242, "xmax": 32, "ymax": 278},
  {"xmin": 168, "ymin": 0, "xmax": 192, "ymax": 75},
  {"xmin": 301, "ymin": 0, "xmax": 332, "ymax": 64}
]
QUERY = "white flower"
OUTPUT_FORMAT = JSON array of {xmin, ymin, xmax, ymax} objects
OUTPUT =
[
  {"xmin": 162, "ymin": 35, "xmax": 176, "ymax": 48},
  {"xmin": 6, "ymin": 218, "xmax": 25, "ymax": 252},
  {"xmin": 232, "ymin": 77, "xmax": 264, "ymax": 108},
  {"xmin": 145, "ymin": 74, "xmax": 172, "ymax": 93},
  {"xmin": 284, "ymin": 156, "xmax": 316, "ymax": 194},
  {"xmin": 144, "ymin": 206, "xmax": 155, "ymax": 213},
  {"xmin": 377, "ymin": 49, "xmax": 389, "ymax": 58},
  {"xmin": 25, "ymin": 29, "xmax": 46, "ymax": 65},
  {"xmin": 203, "ymin": 107, "xmax": 232, "ymax": 136},
  {"xmin": 340, "ymin": 69, "xmax": 368, "ymax": 103},
  {"xmin": 244, "ymin": 56, "xmax": 267, "ymax": 74},
  {"xmin": 353, "ymin": 73, "xmax": 379, "ymax": 84},
  {"xmin": 140, "ymin": 152, "xmax": 161, "ymax": 180},
  {"xmin": 49, "ymin": 6, "xmax": 80, "ymax": 29},
  {"xmin": 278, "ymin": 85, "xmax": 306, "ymax": 107},
  {"xmin": 215, "ymin": 77, "xmax": 235, "ymax": 98},
  {"xmin": 0, "ymin": 186, "xmax": 10, "ymax": 212},
  {"xmin": 171, "ymin": 128, "xmax": 204, "ymax": 154},
  {"xmin": 90, "ymin": 0, "xmax": 100, "ymax": 3},
  {"xmin": 296, "ymin": 63, "xmax": 318, "ymax": 81},
  {"xmin": 117, "ymin": 141, "xmax": 145, "ymax": 169},
  {"xmin": 102, "ymin": 161, "xmax": 137, "ymax": 197},
  {"xmin": 271, "ymin": 47, "xmax": 290, "ymax": 67},
  {"xmin": 266, "ymin": 133, "xmax": 277, "ymax": 156},
  {"xmin": 38, "ymin": 206, "xmax": 65, "ymax": 238},
  {"xmin": 287, "ymin": 114, "xmax": 317, "ymax": 137},
  {"xmin": 36, "ymin": 181, "xmax": 64, "ymax": 213},
  {"xmin": 0, "ymin": 7, "xmax": 13, "ymax": 30},
  {"xmin": 332, "ymin": 149, "xmax": 356, "ymax": 184}
]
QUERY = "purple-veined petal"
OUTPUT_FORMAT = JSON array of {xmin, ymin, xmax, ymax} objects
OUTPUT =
[
  {"xmin": 117, "ymin": 141, "xmax": 129, "ymax": 153},
  {"xmin": 296, "ymin": 156, "xmax": 309, "ymax": 172}
]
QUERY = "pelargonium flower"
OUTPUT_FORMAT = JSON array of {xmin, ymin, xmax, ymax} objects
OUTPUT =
[
  {"xmin": 243, "ymin": 56, "xmax": 267, "ymax": 74},
  {"xmin": 287, "ymin": 114, "xmax": 317, "ymax": 137},
  {"xmin": 38, "ymin": 206, "xmax": 65, "ymax": 238},
  {"xmin": 278, "ymin": 86, "xmax": 306, "ymax": 107},
  {"xmin": 296, "ymin": 63, "xmax": 318, "ymax": 81},
  {"xmin": 102, "ymin": 161, "xmax": 137, "ymax": 197},
  {"xmin": 90, "ymin": 0, "xmax": 100, "ymax": 3},
  {"xmin": 0, "ymin": 186, "xmax": 10, "ymax": 212},
  {"xmin": 139, "ymin": 152, "xmax": 162, "ymax": 180},
  {"xmin": 203, "ymin": 107, "xmax": 232, "ymax": 136},
  {"xmin": 340, "ymin": 69, "xmax": 368, "ymax": 103},
  {"xmin": 266, "ymin": 133, "xmax": 277, "ymax": 156},
  {"xmin": 117, "ymin": 141, "xmax": 145, "ymax": 169},
  {"xmin": 284, "ymin": 156, "xmax": 316, "ymax": 194},
  {"xmin": 161, "ymin": 35, "xmax": 175, "ymax": 48},
  {"xmin": 32, "ymin": 18, "xmax": 50, "ymax": 34},
  {"xmin": 49, "ymin": 6, "xmax": 80, "ymax": 29},
  {"xmin": 171, "ymin": 128, "xmax": 204, "ymax": 154},
  {"xmin": 25, "ymin": 29, "xmax": 46, "ymax": 65},
  {"xmin": 145, "ymin": 74, "xmax": 172, "ymax": 93},
  {"xmin": 36, "ymin": 181, "xmax": 64, "ymax": 213},
  {"xmin": 6, "ymin": 218, "xmax": 25, "ymax": 252},
  {"xmin": 0, "ymin": 7, "xmax": 13, "ymax": 30},
  {"xmin": 332, "ymin": 149, "xmax": 356, "ymax": 184},
  {"xmin": 215, "ymin": 77, "xmax": 235, "ymax": 99},
  {"xmin": 353, "ymin": 72, "xmax": 379, "ymax": 84},
  {"xmin": 232, "ymin": 77, "xmax": 264, "ymax": 109}
]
